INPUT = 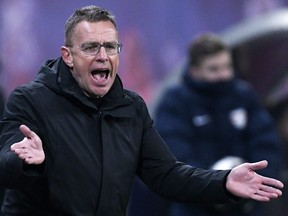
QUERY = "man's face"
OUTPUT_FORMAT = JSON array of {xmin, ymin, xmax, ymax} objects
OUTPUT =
[
  {"xmin": 190, "ymin": 51, "xmax": 233, "ymax": 83},
  {"xmin": 61, "ymin": 21, "xmax": 120, "ymax": 97}
]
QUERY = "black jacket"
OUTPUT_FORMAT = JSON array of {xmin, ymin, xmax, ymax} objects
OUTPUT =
[
  {"xmin": 153, "ymin": 70, "xmax": 282, "ymax": 216},
  {"xmin": 0, "ymin": 58, "xmax": 232, "ymax": 216},
  {"xmin": 155, "ymin": 71, "xmax": 282, "ymax": 177}
]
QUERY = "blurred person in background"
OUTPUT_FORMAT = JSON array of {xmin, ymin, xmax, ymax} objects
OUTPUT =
[{"xmin": 153, "ymin": 33, "xmax": 283, "ymax": 216}]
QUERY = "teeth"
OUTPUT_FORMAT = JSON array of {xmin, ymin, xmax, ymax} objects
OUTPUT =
[
  {"xmin": 99, "ymin": 72, "xmax": 106, "ymax": 77},
  {"xmin": 98, "ymin": 72, "xmax": 109, "ymax": 79}
]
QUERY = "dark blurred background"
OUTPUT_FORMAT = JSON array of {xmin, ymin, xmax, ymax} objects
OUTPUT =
[{"xmin": 2, "ymin": 0, "xmax": 288, "ymax": 106}]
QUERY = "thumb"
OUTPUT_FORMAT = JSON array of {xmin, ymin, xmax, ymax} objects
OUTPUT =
[
  {"xmin": 19, "ymin": 124, "xmax": 42, "ymax": 150},
  {"xmin": 19, "ymin": 124, "xmax": 35, "ymax": 139},
  {"xmin": 247, "ymin": 160, "xmax": 268, "ymax": 171}
]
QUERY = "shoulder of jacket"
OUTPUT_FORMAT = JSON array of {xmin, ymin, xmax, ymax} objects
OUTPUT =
[
  {"xmin": 235, "ymin": 79, "xmax": 254, "ymax": 91},
  {"xmin": 123, "ymin": 89, "xmax": 145, "ymax": 103},
  {"xmin": 13, "ymin": 81, "xmax": 45, "ymax": 94}
]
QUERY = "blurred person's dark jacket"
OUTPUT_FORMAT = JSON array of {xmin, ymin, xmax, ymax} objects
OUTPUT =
[{"xmin": 152, "ymin": 68, "xmax": 283, "ymax": 216}]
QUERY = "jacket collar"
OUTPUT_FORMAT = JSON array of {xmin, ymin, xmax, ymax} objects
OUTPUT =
[
  {"xmin": 181, "ymin": 66, "xmax": 235, "ymax": 97},
  {"xmin": 35, "ymin": 58, "xmax": 133, "ymax": 111}
]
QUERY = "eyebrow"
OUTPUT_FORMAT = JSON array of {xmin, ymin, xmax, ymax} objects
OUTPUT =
[
  {"xmin": 81, "ymin": 41, "xmax": 117, "ymax": 46},
  {"xmin": 83, "ymin": 40, "xmax": 118, "ymax": 44}
]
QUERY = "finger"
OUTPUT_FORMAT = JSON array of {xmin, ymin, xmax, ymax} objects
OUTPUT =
[
  {"xmin": 247, "ymin": 160, "xmax": 268, "ymax": 171},
  {"xmin": 14, "ymin": 149, "xmax": 38, "ymax": 164},
  {"xmin": 11, "ymin": 140, "xmax": 27, "ymax": 151},
  {"xmin": 13, "ymin": 148, "xmax": 27, "ymax": 155},
  {"xmin": 262, "ymin": 177, "xmax": 284, "ymax": 189},
  {"xmin": 19, "ymin": 125, "xmax": 35, "ymax": 139},
  {"xmin": 257, "ymin": 187, "xmax": 281, "ymax": 198},
  {"xmin": 10, "ymin": 143, "xmax": 20, "ymax": 151},
  {"xmin": 260, "ymin": 184, "xmax": 282, "ymax": 194},
  {"xmin": 16, "ymin": 148, "xmax": 35, "ymax": 159},
  {"xmin": 250, "ymin": 193, "xmax": 270, "ymax": 202},
  {"xmin": 24, "ymin": 157, "xmax": 36, "ymax": 164},
  {"xmin": 18, "ymin": 152, "xmax": 29, "ymax": 160},
  {"xmin": 19, "ymin": 125, "xmax": 42, "ymax": 150},
  {"xmin": 10, "ymin": 137, "xmax": 30, "ymax": 151}
]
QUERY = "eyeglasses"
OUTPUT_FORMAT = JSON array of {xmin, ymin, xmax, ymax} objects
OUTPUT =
[{"xmin": 73, "ymin": 42, "xmax": 122, "ymax": 56}]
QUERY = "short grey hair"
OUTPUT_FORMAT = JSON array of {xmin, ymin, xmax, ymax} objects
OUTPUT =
[{"xmin": 64, "ymin": 5, "xmax": 117, "ymax": 46}]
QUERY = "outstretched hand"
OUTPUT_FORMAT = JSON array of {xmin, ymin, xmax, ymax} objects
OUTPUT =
[
  {"xmin": 10, "ymin": 125, "xmax": 45, "ymax": 165},
  {"xmin": 226, "ymin": 160, "xmax": 284, "ymax": 201}
]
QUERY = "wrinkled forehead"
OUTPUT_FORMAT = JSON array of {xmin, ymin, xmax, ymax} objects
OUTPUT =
[{"xmin": 73, "ymin": 21, "xmax": 119, "ymax": 44}]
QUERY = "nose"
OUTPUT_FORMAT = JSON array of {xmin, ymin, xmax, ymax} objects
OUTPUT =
[
  {"xmin": 218, "ymin": 69, "xmax": 232, "ymax": 81},
  {"xmin": 96, "ymin": 46, "xmax": 108, "ymax": 61}
]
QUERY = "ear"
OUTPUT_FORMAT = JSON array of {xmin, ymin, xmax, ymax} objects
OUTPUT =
[{"xmin": 61, "ymin": 46, "xmax": 74, "ymax": 67}]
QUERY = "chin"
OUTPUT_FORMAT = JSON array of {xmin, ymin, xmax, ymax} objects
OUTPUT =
[{"xmin": 93, "ymin": 89, "xmax": 109, "ymax": 97}]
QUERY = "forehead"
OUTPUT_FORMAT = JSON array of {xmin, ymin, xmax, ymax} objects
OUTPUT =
[
  {"xmin": 201, "ymin": 51, "xmax": 231, "ymax": 66},
  {"xmin": 73, "ymin": 21, "xmax": 118, "ymax": 43}
]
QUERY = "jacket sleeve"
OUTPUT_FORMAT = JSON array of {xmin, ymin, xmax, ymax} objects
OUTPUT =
[
  {"xmin": 0, "ymin": 87, "xmax": 45, "ymax": 188},
  {"xmin": 136, "ymin": 97, "xmax": 234, "ymax": 204}
]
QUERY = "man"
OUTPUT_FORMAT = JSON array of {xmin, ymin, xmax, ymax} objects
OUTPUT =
[
  {"xmin": 0, "ymin": 6, "xmax": 283, "ymax": 216},
  {"xmin": 153, "ymin": 33, "xmax": 283, "ymax": 215}
]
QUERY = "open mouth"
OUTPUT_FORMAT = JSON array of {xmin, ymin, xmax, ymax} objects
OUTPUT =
[{"xmin": 91, "ymin": 69, "xmax": 110, "ymax": 81}]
